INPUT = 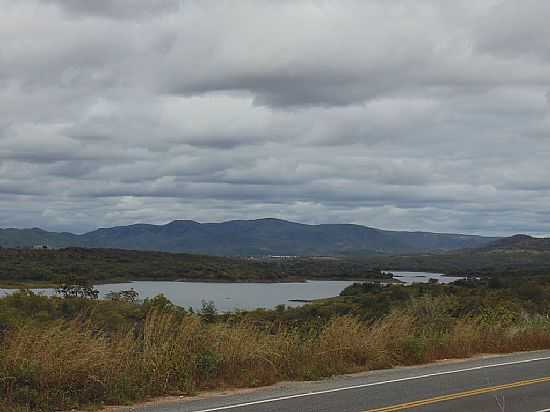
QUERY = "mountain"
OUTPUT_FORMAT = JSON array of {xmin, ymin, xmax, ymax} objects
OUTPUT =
[{"xmin": 0, "ymin": 218, "xmax": 497, "ymax": 256}]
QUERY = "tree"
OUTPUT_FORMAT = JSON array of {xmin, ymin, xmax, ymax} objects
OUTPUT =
[
  {"xmin": 200, "ymin": 300, "xmax": 217, "ymax": 322},
  {"xmin": 105, "ymin": 289, "xmax": 139, "ymax": 303},
  {"xmin": 143, "ymin": 293, "xmax": 175, "ymax": 311},
  {"xmin": 56, "ymin": 275, "xmax": 99, "ymax": 299}
]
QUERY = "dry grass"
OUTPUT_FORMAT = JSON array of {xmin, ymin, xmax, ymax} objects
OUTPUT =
[
  {"xmin": 3, "ymin": 302, "xmax": 550, "ymax": 411},
  {"xmin": 0, "ymin": 321, "xmax": 134, "ymax": 410}
]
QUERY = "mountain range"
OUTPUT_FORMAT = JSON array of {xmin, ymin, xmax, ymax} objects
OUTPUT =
[{"xmin": 0, "ymin": 218, "xmax": 498, "ymax": 256}]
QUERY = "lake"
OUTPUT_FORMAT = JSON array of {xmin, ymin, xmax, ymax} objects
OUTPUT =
[
  {"xmin": 0, "ymin": 271, "xmax": 461, "ymax": 312},
  {"xmin": 387, "ymin": 271, "xmax": 464, "ymax": 285}
]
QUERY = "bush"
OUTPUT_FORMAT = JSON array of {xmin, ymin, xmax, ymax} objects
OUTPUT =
[{"xmin": 4, "ymin": 284, "xmax": 550, "ymax": 411}]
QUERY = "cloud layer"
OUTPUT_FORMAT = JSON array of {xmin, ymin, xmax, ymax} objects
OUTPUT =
[{"xmin": 1, "ymin": 0, "xmax": 549, "ymax": 235}]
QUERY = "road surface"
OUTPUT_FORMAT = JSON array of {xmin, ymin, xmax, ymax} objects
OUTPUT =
[{"xmin": 112, "ymin": 350, "xmax": 550, "ymax": 412}]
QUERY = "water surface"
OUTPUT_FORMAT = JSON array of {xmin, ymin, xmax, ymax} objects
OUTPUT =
[
  {"xmin": 0, "ymin": 271, "xmax": 462, "ymax": 312},
  {"xmin": 388, "ymin": 271, "xmax": 463, "ymax": 284}
]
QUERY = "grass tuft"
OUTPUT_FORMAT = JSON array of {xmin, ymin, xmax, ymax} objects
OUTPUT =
[{"xmin": 3, "ymin": 297, "xmax": 550, "ymax": 411}]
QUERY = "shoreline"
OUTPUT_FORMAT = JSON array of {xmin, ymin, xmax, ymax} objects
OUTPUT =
[
  {"xmin": 0, "ymin": 276, "xmax": 397, "ymax": 290},
  {"xmin": 0, "ymin": 281, "xmax": 59, "ymax": 289}
]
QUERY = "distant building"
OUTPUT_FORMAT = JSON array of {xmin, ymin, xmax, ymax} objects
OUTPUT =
[{"xmin": 33, "ymin": 245, "xmax": 49, "ymax": 250}]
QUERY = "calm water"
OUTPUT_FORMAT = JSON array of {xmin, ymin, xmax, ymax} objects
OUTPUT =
[
  {"xmin": 388, "ymin": 271, "xmax": 464, "ymax": 285},
  {"xmin": 0, "ymin": 271, "xmax": 461, "ymax": 312}
]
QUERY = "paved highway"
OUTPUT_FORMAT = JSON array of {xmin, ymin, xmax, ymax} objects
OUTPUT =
[{"xmin": 112, "ymin": 350, "xmax": 550, "ymax": 412}]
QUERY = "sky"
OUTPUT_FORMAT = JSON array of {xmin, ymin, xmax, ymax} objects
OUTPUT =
[{"xmin": 1, "ymin": 0, "xmax": 549, "ymax": 236}]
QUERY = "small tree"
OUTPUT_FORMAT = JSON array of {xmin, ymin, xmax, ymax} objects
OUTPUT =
[
  {"xmin": 143, "ymin": 293, "xmax": 175, "ymax": 311},
  {"xmin": 105, "ymin": 288, "xmax": 139, "ymax": 303},
  {"xmin": 56, "ymin": 276, "xmax": 99, "ymax": 299},
  {"xmin": 200, "ymin": 300, "xmax": 217, "ymax": 322}
]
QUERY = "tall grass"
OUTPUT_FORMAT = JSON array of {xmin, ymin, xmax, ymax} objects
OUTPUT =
[{"xmin": 3, "ymin": 299, "xmax": 550, "ymax": 411}]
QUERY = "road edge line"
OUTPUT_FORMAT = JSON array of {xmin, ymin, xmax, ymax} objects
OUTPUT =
[{"xmin": 189, "ymin": 354, "xmax": 550, "ymax": 412}]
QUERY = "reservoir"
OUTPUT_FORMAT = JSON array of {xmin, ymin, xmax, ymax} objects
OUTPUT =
[
  {"xmin": 388, "ymin": 271, "xmax": 464, "ymax": 285},
  {"xmin": 0, "ymin": 271, "xmax": 461, "ymax": 312}
]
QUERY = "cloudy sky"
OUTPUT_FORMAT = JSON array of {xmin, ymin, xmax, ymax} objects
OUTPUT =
[{"xmin": 1, "ymin": 0, "xmax": 549, "ymax": 235}]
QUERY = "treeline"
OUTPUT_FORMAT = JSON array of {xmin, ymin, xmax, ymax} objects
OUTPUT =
[
  {"xmin": 229, "ymin": 276, "xmax": 550, "ymax": 325},
  {"xmin": 4, "ymin": 244, "xmax": 550, "ymax": 288},
  {"xmin": 0, "ymin": 247, "xmax": 388, "ymax": 285},
  {"xmin": 266, "ymin": 257, "xmax": 393, "ymax": 280},
  {"xmin": 357, "ymin": 249, "xmax": 550, "ymax": 277},
  {"xmin": 3, "ymin": 277, "xmax": 550, "ymax": 411}
]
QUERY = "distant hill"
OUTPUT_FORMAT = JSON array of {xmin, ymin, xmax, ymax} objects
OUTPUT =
[
  {"xmin": 483, "ymin": 234, "xmax": 550, "ymax": 251},
  {"xmin": 0, "ymin": 218, "xmax": 496, "ymax": 256},
  {"xmin": 358, "ymin": 234, "xmax": 550, "ymax": 277},
  {"xmin": 0, "ymin": 247, "xmax": 392, "ymax": 285}
]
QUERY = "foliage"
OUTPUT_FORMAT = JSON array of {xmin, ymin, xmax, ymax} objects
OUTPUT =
[
  {"xmin": 105, "ymin": 289, "xmax": 139, "ymax": 303},
  {"xmin": 56, "ymin": 276, "xmax": 99, "ymax": 299},
  {"xmin": 3, "ymin": 278, "xmax": 550, "ymax": 411},
  {"xmin": 199, "ymin": 300, "xmax": 218, "ymax": 322},
  {"xmin": 0, "ymin": 248, "xmax": 389, "ymax": 285},
  {"xmin": 358, "ymin": 248, "xmax": 550, "ymax": 277}
]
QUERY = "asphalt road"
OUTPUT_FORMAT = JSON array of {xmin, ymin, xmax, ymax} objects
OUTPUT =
[{"xmin": 113, "ymin": 350, "xmax": 550, "ymax": 412}]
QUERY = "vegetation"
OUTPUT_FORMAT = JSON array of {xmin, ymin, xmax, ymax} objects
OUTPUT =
[
  {"xmin": 0, "ymin": 248, "xmax": 389, "ymax": 286},
  {"xmin": 3, "ymin": 234, "xmax": 550, "ymax": 288},
  {"xmin": 358, "ymin": 248, "xmax": 550, "ymax": 277},
  {"xmin": 337, "ymin": 234, "xmax": 550, "ymax": 277},
  {"xmin": 3, "ymin": 277, "xmax": 550, "ymax": 411}
]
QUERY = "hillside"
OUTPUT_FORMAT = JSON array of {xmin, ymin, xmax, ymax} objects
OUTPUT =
[
  {"xmin": 359, "ymin": 234, "xmax": 550, "ymax": 277},
  {"xmin": 0, "ymin": 247, "xmax": 390, "ymax": 286},
  {"xmin": 482, "ymin": 234, "xmax": 550, "ymax": 251},
  {"xmin": 0, "ymin": 218, "xmax": 496, "ymax": 256}
]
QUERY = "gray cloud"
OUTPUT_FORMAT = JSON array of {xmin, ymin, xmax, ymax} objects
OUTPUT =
[
  {"xmin": 475, "ymin": 0, "xmax": 550, "ymax": 61},
  {"xmin": 42, "ymin": 0, "xmax": 182, "ymax": 19},
  {"xmin": 0, "ymin": 0, "xmax": 549, "ymax": 236}
]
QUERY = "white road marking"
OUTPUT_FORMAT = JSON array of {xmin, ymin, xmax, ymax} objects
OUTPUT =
[
  {"xmin": 188, "ymin": 354, "xmax": 550, "ymax": 412},
  {"xmin": 534, "ymin": 409, "xmax": 550, "ymax": 412}
]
